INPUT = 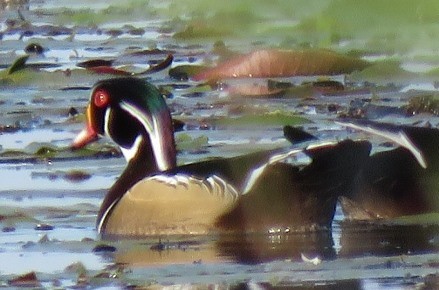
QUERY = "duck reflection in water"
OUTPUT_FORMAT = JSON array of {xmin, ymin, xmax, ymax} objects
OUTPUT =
[{"xmin": 113, "ymin": 231, "xmax": 336, "ymax": 266}]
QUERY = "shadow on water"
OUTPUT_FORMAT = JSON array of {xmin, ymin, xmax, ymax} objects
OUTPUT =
[
  {"xmin": 339, "ymin": 222, "xmax": 439, "ymax": 258},
  {"xmin": 230, "ymin": 280, "xmax": 362, "ymax": 290}
]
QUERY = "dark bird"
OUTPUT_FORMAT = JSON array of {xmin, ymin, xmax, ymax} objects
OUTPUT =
[{"xmin": 337, "ymin": 119, "xmax": 439, "ymax": 220}]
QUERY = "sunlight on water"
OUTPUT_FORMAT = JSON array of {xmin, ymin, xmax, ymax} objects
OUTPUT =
[
  {"xmin": 0, "ymin": 166, "xmax": 113, "ymax": 191},
  {"xmin": 0, "ymin": 252, "xmax": 108, "ymax": 275}
]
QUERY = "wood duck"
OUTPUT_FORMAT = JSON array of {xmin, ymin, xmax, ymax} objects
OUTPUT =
[
  {"xmin": 337, "ymin": 119, "xmax": 439, "ymax": 220},
  {"xmin": 72, "ymin": 77, "xmax": 371, "ymax": 237}
]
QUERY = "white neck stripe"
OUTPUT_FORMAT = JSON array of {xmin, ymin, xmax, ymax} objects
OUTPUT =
[
  {"xmin": 104, "ymin": 108, "xmax": 111, "ymax": 138},
  {"xmin": 120, "ymin": 101, "xmax": 171, "ymax": 171}
]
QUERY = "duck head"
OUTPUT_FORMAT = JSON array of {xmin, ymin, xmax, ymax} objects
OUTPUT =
[{"xmin": 72, "ymin": 77, "xmax": 177, "ymax": 172}]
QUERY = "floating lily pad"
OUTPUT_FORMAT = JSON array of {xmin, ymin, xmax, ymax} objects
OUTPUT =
[
  {"xmin": 350, "ymin": 60, "xmax": 418, "ymax": 84},
  {"xmin": 8, "ymin": 272, "xmax": 41, "ymax": 288},
  {"xmin": 405, "ymin": 94, "xmax": 439, "ymax": 116},
  {"xmin": 169, "ymin": 65, "xmax": 208, "ymax": 80},
  {"xmin": 193, "ymin": 49, "xmax": 370, "ymax": 81},
  {"xmin": 175, "ymin": 133, "xmax": 209, "ymax": 152},
  {"xmin": 211, "ymin": 111, "xmax": 309, "ymax": 128},
  {"xmin": 8, "ymin": 55, "xmax": 29, "ymax": 75}
]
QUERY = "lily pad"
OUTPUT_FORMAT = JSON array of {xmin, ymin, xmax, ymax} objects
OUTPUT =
[
  {"xmin": 169, "ymin": 65, "xmax": 208, "ymax": 80},
  {"xmin": 175, "ymin": 133, "xmax": 209, "ymax": 152},
  {"xmin": 349, "ymin": 60, "xmax": 418, "ymax": 84},
  {"xmin": 8, "ymin": 55, "xmax": 30, "ymax": 75},
  {"xmin": 193, "ymin": 49, "xmax": 370, "ymax": 81},
  {"xmin": 8, "ymin": 272, "xmax": 41, "ymax": 288},
  {"xmin": 211, "ymin": 111, "xmax": 309, "ymax": 128},
  {"xmin": 405, "ymin": 94, "xmax": 439, "ymax": 116}
]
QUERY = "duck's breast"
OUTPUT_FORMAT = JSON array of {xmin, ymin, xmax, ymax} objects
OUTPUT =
[{"xmin": 101, "ymin": 174, "xmax": 239, "ymax": 236}]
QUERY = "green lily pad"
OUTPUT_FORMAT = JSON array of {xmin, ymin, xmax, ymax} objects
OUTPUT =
[
  {"xmin": 405, "ymin": 93, "xmax": 439, "ymax": 116},
  {"xmin": 391, "ymin": 213, "xmax": 439, "ymax": 226},
  {"xmin": 211, "ymin": 111, "xmax": 309, "ymax": 128},
  {"xmin": 175, "ymin": 133, "xmax": 209, "ymax": 151},
  {"xmin": 0, "ymin": 68, "xmax": 105, "ymax": 89},
  {"xmin": 8, "ymin": 55, "xmax": 29, "ymax": 75},
  {"xmin": 349, "ymin": 60, "xmax": 418, "ymax": 84},
  {"xmin": 169, "ymin": 65, "xmax": 209, "ymax": 80}
]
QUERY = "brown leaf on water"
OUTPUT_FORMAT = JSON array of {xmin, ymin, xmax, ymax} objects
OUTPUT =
[
  {"xmin": 88, "ymin": 66, "xmax": 133, "ymax": 76},
  {"xmin": 63, "ymin": 170, "xmax": 91, "ymax": 183},
  {"xmin": 228, "ymin": 83, "xmax": 285, "ymax": 97},
  {"xmin": 8, "ymin": 272, "xmax": 41, "ymax": 287},
  {"xmin": 76, "ymin": 59, "xmax": 114, "ymax": 68},
  {"xmin": 85, "ymin": 54, "xmax": 173, "ymax": 75},
  {"xmin": 193, "ymin": 49, "xmax": 370, "ymax": 81}
]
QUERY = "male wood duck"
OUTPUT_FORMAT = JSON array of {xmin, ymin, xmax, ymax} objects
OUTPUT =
[
  {"xmin": 337, "ymin": 119, "xmax": 439, "ymax": 220},
  {"xmin": 72, "ymin": 77, "xmax": 371, "ymax": 237}
]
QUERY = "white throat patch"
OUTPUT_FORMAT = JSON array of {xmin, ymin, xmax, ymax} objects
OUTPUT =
[
  {"xmin": 119, "ymin": 101, "xmax": 171, "ymax": 171},
  {"xmin": 120, "ymin": 135, "xmax": 143, "ymax": 163}
]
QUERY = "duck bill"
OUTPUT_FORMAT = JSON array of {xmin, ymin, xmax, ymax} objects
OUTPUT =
[{"xmin": 71, "ymin": 106, "xmax": 98, "ymax": 149}]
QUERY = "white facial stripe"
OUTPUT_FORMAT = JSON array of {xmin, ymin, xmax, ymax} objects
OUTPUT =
[
  {"xmin": 120, "ymin": 101, "xmax": 171, "ymax": 171},
  {"xmin": 104, "ymin": 108, "xmax": 111, "ymax": 138}
]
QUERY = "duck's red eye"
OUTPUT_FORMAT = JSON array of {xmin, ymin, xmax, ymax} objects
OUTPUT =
[{"xmin": 93, "ymin": 89, "xmax": 110, "ymax": 108}]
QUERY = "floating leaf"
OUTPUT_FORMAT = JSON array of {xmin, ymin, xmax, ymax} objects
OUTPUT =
[
  {"xmin": 211, "ymin": 111, "xmax": 309, "ymax": 128},
  {"xmin": 8, "ymin": 272, "xmax": 41, "ymax": 288},
  {"xmin": 405, "ymin": 94, "xmax": 439, "ymax": 116},
  {"xmin": 169, "ymin": 65, "xmax": 208, "ymax": 80},
  {"xmin": 77, "ymin": 59, "xmax": 114, "ymax": 68},
  {"xmin": 145, "ymin": 53, "xmax": 173, "ymax": 73},
  {"xmin": 88, "ymin": 66, "xmax": 132, "ymax": 76},
  {"xmin": 63, "ymin": 170, "xmax": 91, "ymax": 183},
  {"xmin": 176, "ymin": 133, "xmax": 209, "ymax": 151},
  {"xmin": 86, "ymin": 54, "xmax": 173, "ymax": 75},
  {"xmin": 349, "ymin": 60, "xmax": 417, "ymax": 84},
  {"xmin": 193, "ymin": 49, "xmax": 370, "ymax": 81},
  {"xmin": 228, "ymin": 83, "xmax": 285, "ymax": 97},
  {"xmin": 311, "ymin": 80, "xmax": 345, "ymax": 95},
  {"xmin": 8, "ymin": 55, "xmax": 30, "ymax": 75}
]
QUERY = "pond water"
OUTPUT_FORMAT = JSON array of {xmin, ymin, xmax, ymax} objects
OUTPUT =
[{"xmin": 1, "ymin": 0, "xmax": 439, "ymax": 288}]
